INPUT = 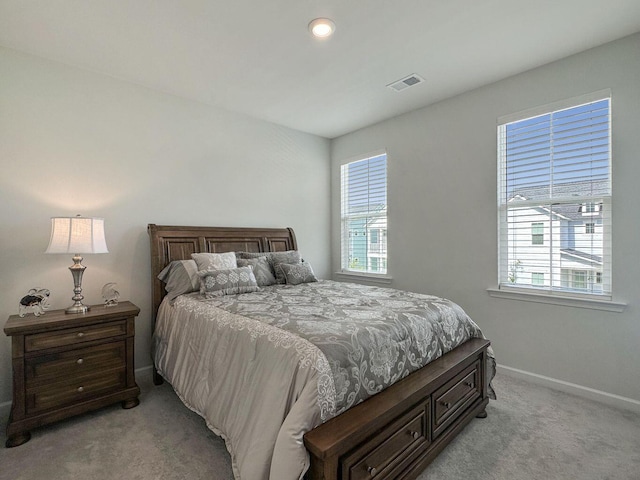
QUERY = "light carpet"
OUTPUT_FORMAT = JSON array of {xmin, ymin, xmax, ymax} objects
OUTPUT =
[{"xmin": 1, "ymin": 373, "xmax": 639, "ymax": 480}]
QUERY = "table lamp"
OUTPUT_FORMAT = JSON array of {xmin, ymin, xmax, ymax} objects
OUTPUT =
[{"xmin": 45, "ymin": 215, "xmax": 109, "ymax": 314}]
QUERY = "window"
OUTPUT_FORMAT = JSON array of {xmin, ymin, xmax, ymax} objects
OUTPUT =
[
  {"xmin": 531, "ymin": 272, "xmax": 545, "ymax": 286},
  {"xmin": 531, "ymin": 223, "xmax": 544, "ymax": 245},
  {"xmin": 498, "ymin": 92, "xmax": 611, "ymax": 297},
  {"xmin": 580, "ymin": 202, "xmax": 600, "ymax": 215},
  {"xmin": 341, "ymin": 153, "xmax": 387, "ymax": 275},
  {"xmin": 370, "ymin": 257, "xmax": 379, "ymax": 272}
]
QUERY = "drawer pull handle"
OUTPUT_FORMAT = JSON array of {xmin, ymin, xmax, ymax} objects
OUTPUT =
[
  {"xmin": 367, "ymin": 466, "xmax": 377, "ymax": 476},
  {"xmin": 410, "ymin": 430, "xmax": 420, "ymax": 440},
  {"xmin": 76, "ymin": 358, "xmax": 84, "ymax": 365},
  {"xmin": 77, "ymin": 332, "xmax": 85, "ymax": 338},
  {"xmin": 465, "ymin": 381, "xmax": 474, "ymax": 388},
  {"xmin": 441, "ymin": 401, "xmax": 451, "ymax": 409},
  {"xmin": 77, "ymin": 386, "xmax": 84, "ymax": 393}
]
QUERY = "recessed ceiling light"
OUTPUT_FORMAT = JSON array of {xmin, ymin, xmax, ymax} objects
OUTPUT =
[{"xmin": 309, "ymin": 18, "xmax": 335, "ymax": 38}]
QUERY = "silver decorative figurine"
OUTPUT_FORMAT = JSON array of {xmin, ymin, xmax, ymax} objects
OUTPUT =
[
  {"xmin": 19, "ymin": 288, "xmax": 51, "ymax": 317},
  {"xmin": 101, "ymin": 283, "xmax": 120, "ymax": 307}
]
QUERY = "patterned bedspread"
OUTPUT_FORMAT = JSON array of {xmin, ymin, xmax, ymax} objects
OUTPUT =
[
  {"xmin": 189, "ymin": 280, "xmax": 495, "ymax": 417},
  {"xmin": 155, "ymin": 280, "xmax": 495, "ymax": 480}
]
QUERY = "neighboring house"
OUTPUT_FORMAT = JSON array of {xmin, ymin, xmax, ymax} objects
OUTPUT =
[
  {"xmin": 346, "ymin": 207, "xmax": 387, "ymax": 273},
  {"xmin": 506, "ymin": 180, "xmax": 606, "ymax": 293}
]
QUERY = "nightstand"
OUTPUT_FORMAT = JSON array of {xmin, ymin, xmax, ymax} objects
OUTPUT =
[{"xmin": 4, "ymin": 301, "xmax": 141, "ymax": 447}]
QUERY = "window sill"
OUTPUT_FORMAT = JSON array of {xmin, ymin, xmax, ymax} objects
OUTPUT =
[
  {"xmin": 486, "ymin": 287, "xmax": 626, "ymax": 312},
  {"xmin": 335, "ymin": 271, "xmax": 393, "ymax": 285}
]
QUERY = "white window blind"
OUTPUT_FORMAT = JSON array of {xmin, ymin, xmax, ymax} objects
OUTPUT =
[
  {"xmin": 341, "ymin": 153, "xmax": 387, "ymax": 274},
  {"xmin": 498, "ymin": 93, "xmax": 611, "ymax": 297}
]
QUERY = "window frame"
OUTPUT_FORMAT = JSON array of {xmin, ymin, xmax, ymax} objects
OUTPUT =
[
  {"xmin": 495, "ymin": 90, "xmax": 617, "ymax": 308},
  {"xmin": 339, "ymin": 150, "xmax": 389, "ymax": 280}
]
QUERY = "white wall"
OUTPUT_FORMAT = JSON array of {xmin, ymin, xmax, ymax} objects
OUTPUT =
[
  {"xmin": 0, "ymin": 47, "xmax": 331, "ymax": 404},
  {"xmin": 331, "ymin": 33, "xmax": 640, "ymax": 404}
]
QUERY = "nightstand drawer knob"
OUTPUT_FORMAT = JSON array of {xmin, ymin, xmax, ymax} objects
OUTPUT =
[
  {"xmin": 410, "ymin": 430, "xmax": 420, "ymax": 440},
  {"xmin": 367, "ymin": 466, "xmax": 377, "ymax": 476},
  {"xmin": 77, "ymin": 386, "xmax": 84, "ymax": 393},
  {"xmin": 441, "ymin": 401, "xmax": 451, "ymax": 409},
  {"xmin": 76, "ymin": 332, "xmax": 85, "ymax": 338},
  {"xmin": 76, "ymin": 358, "xmax": 84, "ymax": 365}
]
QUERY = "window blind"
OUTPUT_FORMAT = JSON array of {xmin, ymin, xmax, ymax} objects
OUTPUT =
[
  {"xmin": 341, "ymin": 153, "xmax": 387, "ymax": 274},
  {"xmin": 498, "ymin": 95, "xmax": 611, "ymax": 296}
]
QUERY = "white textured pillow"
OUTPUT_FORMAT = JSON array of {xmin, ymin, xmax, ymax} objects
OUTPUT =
[
  {"xmin": 198, "ymin": 266, "xmax": 259, "ymax": 298},
  {"xmin": 191, "ymin": 252, "xmax": 237, "ymax": 271}
]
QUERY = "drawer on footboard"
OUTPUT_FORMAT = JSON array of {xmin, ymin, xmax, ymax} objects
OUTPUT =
[
  {"xmin": 341, "ymin": 401, "xmax": 430, "ymax": 480},
  {"xmin": 432, "ymin": 360, "xmax": 481, "ymax": 439}
]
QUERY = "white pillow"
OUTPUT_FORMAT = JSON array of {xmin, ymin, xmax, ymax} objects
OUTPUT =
[{"xmin": 191, "ymin": 252, "xmax": 237, "ymax": 271}]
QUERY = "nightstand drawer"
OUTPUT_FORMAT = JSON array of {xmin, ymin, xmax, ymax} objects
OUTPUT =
[
  {"xmin": 26, "ymin": 367, "xmax": 126, "ymax": 414},
  {"xmin": 26, "ymin": 342, "xmax": 126, "ymax": 385},
  {"xmin": 25, "ymin": 320, "xmax": 127, "ymax": 352}
]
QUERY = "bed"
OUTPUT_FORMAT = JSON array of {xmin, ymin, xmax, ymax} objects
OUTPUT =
[{"xmin": 148, "ymin": 224, "xmax": 495, "ymax": 480}]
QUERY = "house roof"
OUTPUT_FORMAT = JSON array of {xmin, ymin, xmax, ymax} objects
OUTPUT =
[
  {"xmin": 509, "ymin": 180, "xmax": 608, "ymax": 221},
  {"xmin": 510, "ymin": 180, "xmax": 609, "ymax": 200},
  {"xmin": 561, "ymin": 248, "xmax": 603, "ymax": 266}
]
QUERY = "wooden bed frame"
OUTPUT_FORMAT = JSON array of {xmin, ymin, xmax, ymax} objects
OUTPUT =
[{"xmin": 148, "ymin": 224, "xmax": 490, "ymax": 480}]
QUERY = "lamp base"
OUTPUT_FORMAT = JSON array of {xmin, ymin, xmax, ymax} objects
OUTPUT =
[
  {"xmin": 66, "ymin": 255, "xmax": 89, "ymax": 315},
  {"xmin": 65, "ymin": 303, "xmax": 90, "ymax": 314}
]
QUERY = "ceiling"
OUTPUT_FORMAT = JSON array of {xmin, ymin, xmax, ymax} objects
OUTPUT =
[{"xmin": 1, "ymin": 1, "xmax": 640, "ymax": 139}]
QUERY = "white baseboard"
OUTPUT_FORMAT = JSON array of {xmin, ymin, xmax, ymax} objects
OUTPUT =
[
  {"xmin": 135, "ymin": 364, "xmax": 153, "ymax": 377},
  {"xmin": 4, "ymin": 364, "xmax": 638, "ymax": 421},
  {"xmin": 497, "ymin": 364, "xmax": 640, "ymax": 414}
]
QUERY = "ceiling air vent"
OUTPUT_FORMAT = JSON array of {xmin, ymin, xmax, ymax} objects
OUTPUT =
[{"xmin": 387, "ymin": 73, "xmax": 425, "ymax": 92}]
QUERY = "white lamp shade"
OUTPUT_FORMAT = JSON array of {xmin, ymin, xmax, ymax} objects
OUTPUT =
[{"xmin": 45, "ymin": 216, "xmax": 109, "ymax": 254}]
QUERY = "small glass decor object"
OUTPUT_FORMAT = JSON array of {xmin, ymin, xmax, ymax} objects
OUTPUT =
[
  {"xmin": 19, "ymin": 288, "xmax": 51, "ymax": 317},
  {"xmin": 101, "ymin": 282, "xmax": 120, "ymax": 307}
]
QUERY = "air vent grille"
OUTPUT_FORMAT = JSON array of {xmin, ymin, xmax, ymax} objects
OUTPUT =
[{"xmin": 387, "ymin": 74, "xmax": 425, "ymax": 92}]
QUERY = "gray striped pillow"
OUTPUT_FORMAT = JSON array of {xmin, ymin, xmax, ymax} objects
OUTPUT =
[
  {"xmin": 157, "ymin": 260, "xmax": 200, "ymax": 302},
  {"xmin": 236, "ymin": 257, "xmax": 277, "ymax": 286}
]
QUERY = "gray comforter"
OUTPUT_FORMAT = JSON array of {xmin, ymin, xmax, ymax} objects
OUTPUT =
[{"xmin": 153, "ymin": 280, "xmax": 495, "ymax": 480}]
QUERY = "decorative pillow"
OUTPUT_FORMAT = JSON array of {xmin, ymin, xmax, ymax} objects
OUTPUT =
[
  {"xmin": 269, "ymin": 250, "xmax": 302, "ymax": 284},
  {"xmin": 278, "ymin": 262, "xmax": 318, "ymax": 286},
  {"xmin": 191, "ymin": 252, "xmax": 237, "ymax": 271},
  {"xmin": 198, "ymin": 266, "xmax": 259, "ymax": 298},
  {"xmin": 157, "ymin": 260, "xmax": 200, "ymax": 302},
  {"xmin": 236, "ymin": 257, "xmax": 276, "ymax": 287}
]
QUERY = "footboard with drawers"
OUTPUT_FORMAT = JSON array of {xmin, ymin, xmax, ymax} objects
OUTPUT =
[{"xmin": 304, "ymin": 338, "xmax": 490, "ymax": 480}]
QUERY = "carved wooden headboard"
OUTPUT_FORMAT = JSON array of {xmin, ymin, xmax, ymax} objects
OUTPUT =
[{"xmin": 147, "ymin": 224, "xmax": 297, "ymax": 323}]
